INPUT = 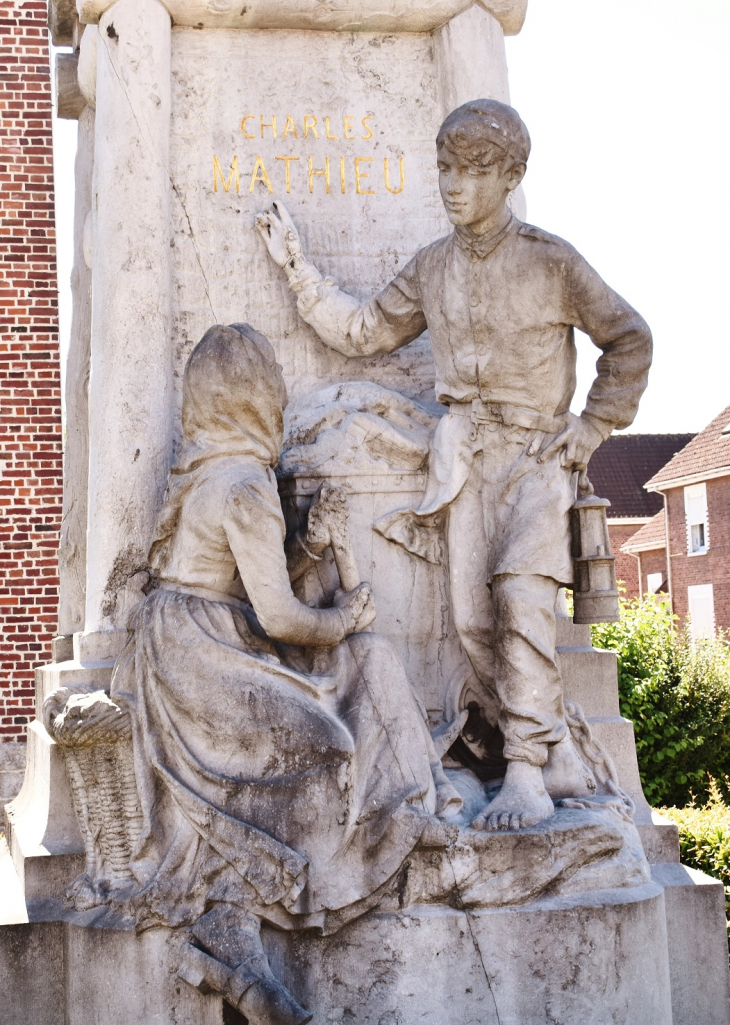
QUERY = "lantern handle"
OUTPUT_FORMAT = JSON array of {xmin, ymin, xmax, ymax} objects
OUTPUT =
[{"xmin": 577, "ymin": 469, "xmax": 595, "ymax": 496}]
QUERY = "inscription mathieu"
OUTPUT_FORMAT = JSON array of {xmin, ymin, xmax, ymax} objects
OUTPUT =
[{"xmin": 213, "ymin": 113, "xmax": 405, "ymax": 197}]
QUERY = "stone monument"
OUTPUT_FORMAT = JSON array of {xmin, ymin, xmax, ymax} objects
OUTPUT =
[{"xmin": 1, "ymin": 3, "xmax": 729, "ymax": 1024}]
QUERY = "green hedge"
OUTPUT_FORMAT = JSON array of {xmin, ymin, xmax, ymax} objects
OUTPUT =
[
  {"xmin": 661, "ymin": 781, "xmax": 730, "ymax": 945},
  {"xmin": 591, "ymin": 594, "xmax": 730, "ymax": 807}
]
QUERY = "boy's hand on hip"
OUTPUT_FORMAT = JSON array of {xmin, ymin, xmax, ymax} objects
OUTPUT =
[{"xmin": 536, "ymin": 413, "xmax": 607, "ymax": 472}]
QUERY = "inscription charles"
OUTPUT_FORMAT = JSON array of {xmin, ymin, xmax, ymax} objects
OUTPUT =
[{"xmin": 213, "ymin": 112, "xmax": 405, "ymax": 197}]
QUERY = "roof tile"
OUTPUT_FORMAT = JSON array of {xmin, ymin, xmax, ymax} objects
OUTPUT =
[
  {"xmin": 645, "ymin": 404, "xmax": 730, "ymax": 489},
  {"xmin": 621, "ymin": 510, "xmax": 666, "ymax": 552},
  {"xmin": 587, "ymin": 434, "xmax": 695, "ymax": 518}
]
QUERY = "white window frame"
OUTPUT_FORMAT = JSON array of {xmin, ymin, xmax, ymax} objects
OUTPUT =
[
  {"xmin": 687, "ymin": 584, "xmax": 715, "ymax": 641},
  {"xmin": 684, "ymin": 482, "xmax": 709, "ymax": 556},
  {"xmin": 646, "ymin": 572, "xmax": 663, "ymax": 594}
]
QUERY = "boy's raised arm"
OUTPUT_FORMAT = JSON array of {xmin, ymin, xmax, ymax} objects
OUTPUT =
[{"xmin": 256, "ymin": 201, "xmax": 427, "ymax": 358}]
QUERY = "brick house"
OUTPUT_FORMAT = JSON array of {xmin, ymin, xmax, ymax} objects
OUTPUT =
[
  {"xmin": 620, "ymin": 510, "xmax": 668, "ymax": 597},
  {"xmin": 633, "ymin": 404, "xmax": 730, "ymax": 638},
  {"xmin": 0, "ymin": 2, "xmax": 62, "ymax": 804},
  {"xmin": 587, "ymin": 434, "xmax": 694, "ymax": 597}
]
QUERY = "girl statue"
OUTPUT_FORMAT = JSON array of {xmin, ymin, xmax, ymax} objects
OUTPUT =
[{"xmin": 110, "ymin": 323, "xmax": 462, "ymax": 1024}]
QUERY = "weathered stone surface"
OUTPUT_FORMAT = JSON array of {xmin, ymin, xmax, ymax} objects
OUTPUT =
[
  {"xmin": 6, "ymin": 7, "xmax": 728, "ymax": 1023},
  {"xmin": 76, "ymin": 25, "xmax": 97, "ymax": 110},
  {"xmin": 652, "ymin": 862, "xmax": 730, "ymax": 1025},
  {"xmin": 58, "ymin": 104, "xmax": 93, "ymax": 634},
  {"xmin": 76, "ymin": 0, "xmax": 528, "ymax": 36},
  {"xmin": 0, "ymin": 742, "xmax": 26, "ymax": 814},
  {"xmin": 85, "ymin": 0, "xmax": 173, "ymax": 633},
  {"xmin": 5, "ymin": 720, "xmax": 84, "ymax": 899},
  {"xmin": 264, "ymin": 883, "xmax": 673, "ymax": 1024},
  {"xmin": 48, "ymin": 0, "xmax": 77, "ymax": 46},
  {"xmin": 55, "ymin": 53, "xmax": 85, "ymax": 120},
  {"xmin": 0, "ymin": 917, "xmax": 65, "ymax": 1025}
]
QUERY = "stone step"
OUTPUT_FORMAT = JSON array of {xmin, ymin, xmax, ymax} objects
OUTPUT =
[
  {"xmin": 555, "ymin": 616, "xmax": 592, "ymax": 649},
  {"xmin": 558, "ymin": 647, "xmax": 620, "ymax": 717},
  {"xmin": 652, "ymin": 861, "xmax": 730, "ymax": 1025},
  {"xmin": 586, "ymin": 715, "xmax": 654, "ymax": 824},
  {"xmin": 0, "ymin": 837, "xmax": 28, "ymax": 927},
  {"xmin": 637, "ymin": 813, "xmax": 680, "ymax": 865}
]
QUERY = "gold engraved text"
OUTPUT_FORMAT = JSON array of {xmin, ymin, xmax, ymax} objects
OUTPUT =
[
  {"xmin": 276, "ymin": 155, "xmax": 300, "ymax": 194},
  {"xmin": 282, "ymin": 115, "xmax": 298, "ymax": 139},
  {"xmin": 213, "ymin": 153, "xmax": 405, "ymax": 197},
  {"xmin": 260, "ymin": 114, "xmax": 277, "ymax": 139},
  {"xmin": 213, "ymin": 155, "xmax": 239, "ymax": 193},
  {"xmin": 249, "ymin": 155, "xmax": 273, "ymax": 193},
  {"xmin": 308, "ymin": 156, "xmax": 331, "ymax": 194},
  {"xmin": 240, "ymin": 114, "xmax": 377, "ymax": 142},
  {"xmin": 384, "ymin": 157, "xmax": 405, "ymax": 195},
  {"xmin": 355, "ymin": 157, "xmax": 374, "ymax": 195}
]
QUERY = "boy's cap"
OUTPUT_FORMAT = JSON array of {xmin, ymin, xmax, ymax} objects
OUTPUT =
[{"xmin": 437, "ymin": 99, "xmax": 531, "ymax": 167}]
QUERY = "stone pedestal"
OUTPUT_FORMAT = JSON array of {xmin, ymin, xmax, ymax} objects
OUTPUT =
[
  {"xmin": 3, "ymin": 2, "xmax": 729, "ymax": 1023},
  {"xmin": 4, "ymin": 869, "xmax": 728, "ymax": 1025},
  {"xmin": 266, "ymin": 885, "xmax": 674, "ymax": 1025}
]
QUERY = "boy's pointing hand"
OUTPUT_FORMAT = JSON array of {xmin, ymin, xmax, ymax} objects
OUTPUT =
[{"xmin": 255, "ymin": 200, "xmax": 302, "ymax": 269}]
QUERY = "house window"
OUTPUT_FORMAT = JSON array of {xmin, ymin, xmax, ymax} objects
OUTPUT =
[
  {"xmin": 684, "ymin": 483, "xmax": 708, "ymax": 554},
  {"xmin": 646, "ymin": 572, "xmax": 663, "ymax": 594},
  {"xmin": 687, "ymin": 583, "xmax": 715, "ymax": 640}
]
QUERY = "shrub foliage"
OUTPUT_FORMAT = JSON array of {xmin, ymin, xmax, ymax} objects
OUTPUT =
[
  {"xmin": 591, "ymin": 594, "xmax": 730, "ymax": 807},
  {"xmin": 661, "ymin": 780, "xmax": 730, "ymax": 944}
]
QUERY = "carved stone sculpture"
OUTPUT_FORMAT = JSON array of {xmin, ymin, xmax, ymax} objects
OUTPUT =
[
  {"xmin": 42, "ymin": 323, "xmax": 650, "ymax": 1025},
  {"xmin": 256, "ymin": 97, "xmax": 653, "ymax": 833},
  {"xmin": 43, "ymin": 685, "xmax": 142, "ymax": 909}
]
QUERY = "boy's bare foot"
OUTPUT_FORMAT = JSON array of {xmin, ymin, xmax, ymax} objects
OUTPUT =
[
  {"xmin": 542, "ymin": 734, "xmax": 597, "ymax": 800},
  {"xmin": 471, "ymin": 760, "xmax": 554, "ymax": 831}
]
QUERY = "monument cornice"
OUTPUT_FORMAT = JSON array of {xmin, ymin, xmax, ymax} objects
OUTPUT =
[{"xmin": 70, "ymin": 0, "xmax": 527, "ymax": 36}]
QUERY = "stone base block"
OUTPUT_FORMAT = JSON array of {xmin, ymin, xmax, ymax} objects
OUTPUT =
[
  {"xmin": 638, "ymin": 811, "xmax": 681, "ymax": 865},
  {"xmin": 0, "ymin": 741, "xmax": 26, "ymax": 815},
  {"xmin": 652, "ymin": 861, "xmax": 730, "ymax": 1025},
  {"xmin": 264, "ymin": 884, "xmax": 673, "ymax": 1025},
  {"xmin": 558, "ymin": 645, "xmax": 620, "ymax": 717},
  {"xmin": 3, "ymin": 855, "xmax": 728, "ymax": 1025},
  {"xmin": 0, "ymin": 900, "xmax": 224, "ymax": 1025}
]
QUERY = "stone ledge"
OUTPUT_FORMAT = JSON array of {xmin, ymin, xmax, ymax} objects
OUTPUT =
[
  {"xmin": 74, "ymin": 0, "xmax": 527, "ymax": 35},
  {"xmin": 652, "ymin": 861, "xmax": 730, "ymax": 1025}
]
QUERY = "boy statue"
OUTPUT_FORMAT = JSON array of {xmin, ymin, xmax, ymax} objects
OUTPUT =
[{"xmin": 256, "ymin": 99, "xmax": 652, "ymax": 832}]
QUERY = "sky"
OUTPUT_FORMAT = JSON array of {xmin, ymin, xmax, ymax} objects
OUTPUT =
[
  {"xmin": 51, "ymin": 0, "xmax": 730, "ymax": 434},
  {"xmin": 504, "ymin": 0, "xmax": 730, "ymax": 433}
]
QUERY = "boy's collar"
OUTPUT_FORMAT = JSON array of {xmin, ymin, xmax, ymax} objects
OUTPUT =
[{"xmin": 454, "ymin": 214, "xmax": 516, "ymax": 260}]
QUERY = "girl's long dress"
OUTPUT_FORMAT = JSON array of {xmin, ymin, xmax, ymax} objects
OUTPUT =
[{"xmin": 111, "ymin": 458, "xmax": 440, "ymax": 933}]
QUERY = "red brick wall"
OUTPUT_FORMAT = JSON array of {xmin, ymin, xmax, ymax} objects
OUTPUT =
[
  {"xmin": 608, "ymin": 522, "xmax": 642, "ymax": 598},
  {"xmin": 666, "ymin": 476, "xmax": 730, "ymax": 631},
  {"xmin": 0, "ymin": 2, "xmax": 61, "ymax": 743}
]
